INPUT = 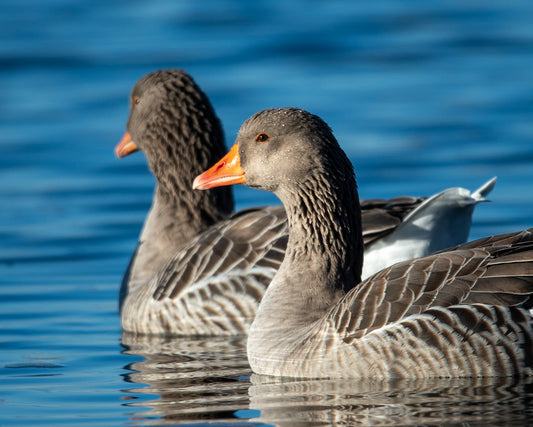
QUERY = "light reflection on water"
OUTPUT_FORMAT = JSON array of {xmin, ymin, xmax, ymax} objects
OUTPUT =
[{"xmin": 122, "ymin": 334, "xmax": 533, "ymax": 426}]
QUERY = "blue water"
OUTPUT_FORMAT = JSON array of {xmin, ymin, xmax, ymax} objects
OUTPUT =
[{"xmin": 2, "ymin": 1, "xmax": 533, "ymax": 425}]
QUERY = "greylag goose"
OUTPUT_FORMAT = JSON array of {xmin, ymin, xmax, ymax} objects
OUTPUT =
[
  {"xmin": 117, "ymin": 69, "xmax": 493, "ymax": 336},
  {"xmin": 193, "ymin": 107, "xmax": 533, "ymax": 378}
]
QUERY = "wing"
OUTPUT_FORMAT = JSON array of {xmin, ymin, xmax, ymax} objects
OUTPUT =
[
  {"xmin": 332, "ymin": 228, "xmax": 533, "ymax": 340},
  {"xmin": 360, "ymin": 196, "xmax": 423, "ymax": 245},
  {"xmin": 152, "ymin": 205, "xmax": 288, "ymax": 301},
  {"xmin": 151, "ymin": 197, "xmax": 427, "ymax": 301}
]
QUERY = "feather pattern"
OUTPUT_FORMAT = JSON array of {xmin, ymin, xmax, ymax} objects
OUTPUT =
[
  {"xmin": 201, "ymin": 108, "xmax": 533, "ymax": 378},
  {"xmin": 121, "ymin": 206, "xmax": 287, "ymax": 335}
]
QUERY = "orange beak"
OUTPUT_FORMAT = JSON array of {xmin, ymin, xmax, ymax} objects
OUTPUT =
[
  {"xmin": 193, "ymin": 144, "xmax": 246, "ymax": 190},
  {"xmin": 115, "ymin": 132, "xmax": 139, "ymax": 158}
]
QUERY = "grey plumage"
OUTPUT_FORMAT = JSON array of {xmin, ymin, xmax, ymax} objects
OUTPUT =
[
  {"xmin": 208, "ymin": 108, "xmax": 533, "ymax": 378},
  {"xmin": 118, "ymin": 70, "xmax": 493, "ymax": 336}
]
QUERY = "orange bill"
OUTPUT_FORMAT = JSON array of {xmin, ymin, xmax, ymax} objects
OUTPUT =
[
  {"xmin": 193, "ymin": 144, "xmax": 246, "ymax": 190},
  {"xmin": 115, "ymin": 132, "xmax": 139, "ymax": 158}
]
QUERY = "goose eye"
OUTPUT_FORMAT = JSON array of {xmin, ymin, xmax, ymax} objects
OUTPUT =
[
  {"xmin": 133, "ymin": 96, "xmax": 140, "ymax": 106},
  {"xmin": 255, "ymin": 132, "xmax": 269, "ymax": 143}
]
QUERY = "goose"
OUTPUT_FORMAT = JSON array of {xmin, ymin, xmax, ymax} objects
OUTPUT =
[
  {"xmin": 117, "ymin": 69, "xmax": 494, "ymax": 336},
  {"xmin": 193, "ymin": 107, "xmax": 533, "ymax": 378}
]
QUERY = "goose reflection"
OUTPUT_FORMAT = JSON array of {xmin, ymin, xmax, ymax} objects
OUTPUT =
[
  {"xmin": 120, "ymin": 333, "xmax": 251, "ymax": 425},
  {"xmin": 248, "ymin": 374, "xmax": 533, "ymax": 426},
  {"xmin": 120, "ymin": 333, "xmax": 533, "ymax": 426}
]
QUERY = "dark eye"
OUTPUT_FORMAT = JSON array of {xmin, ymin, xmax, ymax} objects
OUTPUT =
[
  {"xmin": 255, "ymin": 132, "xmax": 269, "ymax": 143},
  {"xmin": 133, "ymin": 96, "xmax": 140, "ymax": 106}
]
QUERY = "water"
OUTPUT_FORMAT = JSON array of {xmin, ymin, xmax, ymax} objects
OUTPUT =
[
  {"xmin": 2, "ymin": 0, "xmax": 533, "ymax": 425},
  {"xmin": 121, "ymin": 335, "xmax": 533, "ymax": 426}
]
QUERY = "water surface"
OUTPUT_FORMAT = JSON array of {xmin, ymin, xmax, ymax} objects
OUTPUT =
[{"xmin": 2, "ymin": 0, "xmax": 533, "ymax": 425}]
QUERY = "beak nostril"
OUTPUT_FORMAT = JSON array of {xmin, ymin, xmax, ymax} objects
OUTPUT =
[{"xmin": 216, "ymin": 162, "xmax": 226, "ymax": 171}]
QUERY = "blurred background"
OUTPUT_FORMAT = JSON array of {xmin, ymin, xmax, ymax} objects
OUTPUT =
[{"xmin": 1, "ymin": 0, "xmax": 533, "ymax": 425}]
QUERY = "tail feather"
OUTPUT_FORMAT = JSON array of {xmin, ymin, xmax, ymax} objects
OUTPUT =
[{"xmin": 471, "ymin": 176, "xmax": 497, "ymax": 201}]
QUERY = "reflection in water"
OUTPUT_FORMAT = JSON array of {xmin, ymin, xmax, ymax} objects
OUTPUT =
[
  {"xmin": 121, "ymin": 333, "xmax": 254, "ymax": 425},
  {"xmin": 249, "ymin": 375, "xmax": 533, "ymax": 426},
  {"xmin": 122, "ymin": 333, "xmax": 533, "ymax": 426}
]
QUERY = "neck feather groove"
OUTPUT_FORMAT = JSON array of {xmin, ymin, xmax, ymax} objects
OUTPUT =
[{"xmin": 283, "ymin": 170, "xmax": 363, "ymax": 294}]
